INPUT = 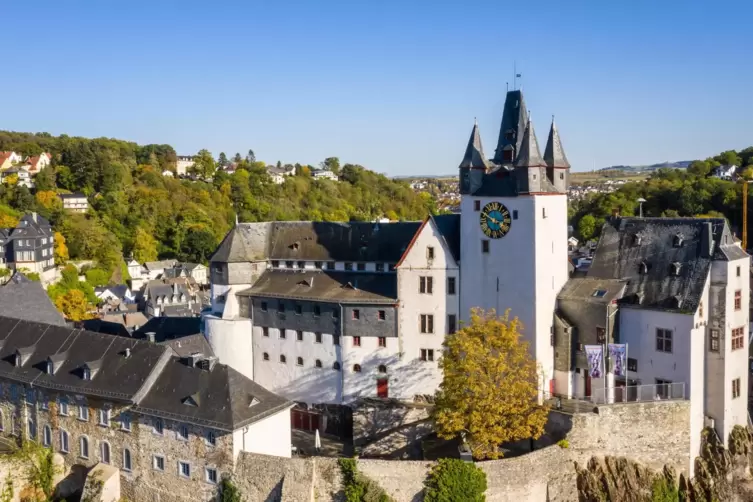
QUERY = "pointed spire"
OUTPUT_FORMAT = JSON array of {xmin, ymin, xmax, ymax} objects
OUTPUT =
[
  {"xmin": 459, "ymin": 120, "xmax": 490, "ymax": 170},
  {"xmin": 514, "ymin": 118, "xmax": 544, "ymax": 167},
  {"xmin": 543, "ymin": 117, "xmax": 570, "ymax": 169},
  {"xmin": 493, "ymin": 90, "xmax": 528, "ymax": 164}
]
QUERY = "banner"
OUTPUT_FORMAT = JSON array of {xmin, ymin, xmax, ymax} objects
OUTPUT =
[
  {"xmin": 608, "ymin": 344, "xmax": 627, "ymax": 378},
  {"xmin": 585, "ymin": 345, "xmax": 604, "ymax": 378}
]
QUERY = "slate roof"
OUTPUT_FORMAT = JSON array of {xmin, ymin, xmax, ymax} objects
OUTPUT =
[
  {"xmin": 493, "ymin": 90, "xmax": 528, "ymax": 165},
  {"xmin": 94, "ymin": 285, "xmax": 130, "ymax": 300},
  {"xmin": 543, "ymin": 119, "xmax": 570, "ymax": 169},
  {"xmin": 458, "ymin": 121, "xmax": 491, "ymax": 170},
  {"xmin": 133, "ymin": 358, "xmax": 292, "ymax": 431},
  {"xmin": 6, "ymin": 213, "xmax": 52, "ymax": 238},
  {"xmin": 238, "ymin": 270, "xmax": 397, "ymax": 304},
  {"xmin": 144, "ymin": 260, "xmax": 178, "ymax": 272},
  {"xmin": 210, "ymin": 221, "xmax": 422, "ymax": 264},
  {"xmin": 134, "ymin": 317, "xmax": 203, "ymax": 341},
  {"xmin": 587, "ymin": 217, "xmax": 744, "ymax": 312},
  {"xmin": 431, "ymin": 214, "xmax": 460, "ymax": 263},
  {"xmin": 558, "ymin": 277, "xmax": 627, "ymax": 304},
  {"xmin": 514, "ymin": 119, "xmax": 545, "ymax": 168},
  {"xmin": 144, "ymin": 280, "xmax": 192, "ymax": 301},
  {"xmin": 0, "ymin": 274, "xmax": 66, "ymax": 326},
  {"xmin": 159, "ymin": 334, "xmax": 214, "ymax": 358},
  {"xmin": 82, "ymin": 319, "xmax": 131, "ymax": 337},
  {"xmin": 0, "ymin": 316, "xmax": 290, "ymax": 430}
]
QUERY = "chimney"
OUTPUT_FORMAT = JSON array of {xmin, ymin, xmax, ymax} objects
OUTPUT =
[
  {"xmin": 186, "ymin": 352, "xmax": 204, "ymax": 368},
  {"xmin": 31, "ymin": 212, "xmax": 38, "ymax": 223},
  {"xmin": 701, "ymin": 222, "xmax": 714, "ymax": 258},
  {"xmin": 198, "ymin": 356, "xmax": 218, "ymax": 372},
  {"xmin": 145, "ymin": 332, "xmax": 156, "ymax": 343}
]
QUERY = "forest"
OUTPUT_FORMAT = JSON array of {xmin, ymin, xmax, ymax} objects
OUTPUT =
[
  {"xmin": 570, "ymin": 147, "xmax": 753, "ymax": 242},
  {"xmin": 0, "ymin": 131, "xmax": 436, "ymax": 294}
]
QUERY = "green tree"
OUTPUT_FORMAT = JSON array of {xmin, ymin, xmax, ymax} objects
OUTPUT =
[
  {"xmin": 132, "ymin": 226, "xmax": 159, "ymax": 263},
  {"xmin": 322, "ymin": 156, "xmax": 341, "ymax": 174},
  {"xmin": 578, "ymin": 214, "xmax": 597, "ymax": 241},
  {"xmin": 218, "ymin": 152, "xmax": 229, "ymax": 168},
  {"xmin": 233, "ymin": 152, "xmax": 243, "ymax": 163},
  {"xmin": 423, "ymin": 459, "xmax": 487, "ymax": 502},
  {"xmin": 246, "ymin": 149, "xmax": 256, "ymax": 163},
  {"xmin": 189, "ymin": 149, "xmax": 217, "ymax": 180},
  {"xmin": 181, "ymin": 227, "xmax": 218, "ymax": 263},
  {"xmin": 34, "ymin": 167, "xmax": 57, "ymax": 191},
  {"xmin": 433, "ymin": 308, "xmax": 549, "ymax": 460}
]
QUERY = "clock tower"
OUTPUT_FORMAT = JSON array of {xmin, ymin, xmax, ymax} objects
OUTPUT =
[{"xmin": 459, "ymin": 90, "xmax": 571, "ymax": 395}]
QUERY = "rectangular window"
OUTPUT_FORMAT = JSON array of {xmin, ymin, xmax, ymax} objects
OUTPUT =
[
  {"xmin": 315, "ymin": 332, "xmax": 322, "ymax": 343},
  {"xmin": 656, "ymin": 378, "xmax": 672, "ymax": 399},
  {"xmin": 261, "ymin": 301, "xmax": 268, "ymax": 312},
  {"xmin": 378, "ymin": 337, "xmax": 386, "ymax": 347},
  {"xmin": 333, "ymin": 308, "xmax": 340, "ymax": 319},
  {"xmin": 378, "ymin": 310, "xmax": 385, "ymax": 321},
  {"xmin": 420, "ymin": 349, "xmax": 435, "ymax": 362},
  {"xmin": 733, "ymin": 378, "xmax": 741, "ymax": 399},
  {"xmin": 710, "ymin": 329, "xmax": 720, "ymax": 352},
  {"xmin": 732, "ymin": 326, "xmax": 745, "ymax": 351},
  {"xmin": 296, "ymin": 330, "xmax": 303, "ymax": 341},
  {"xmin": 326, "ymin": 261, "xmax": 335, "ymax": 270},
  {"xmin": 98, "ymin": 408, "xmax": 110, "ymax": 426},
  {"xmin": 513, "ymin": 210, "xmax": 519, "ymax": 220},
  {"xmin": 737, "ymin": 266, "xmax": 741, "ymax": 277},
  {"xmin": 206, "ymin": 467, "xmax": 218, "ymax": 484},
  {"xmin": 333, "ymin": 335, "xmax": 340, "ymax": 346},
  {"xmin": 313, "ymin": 305, "xmax": 321, "ymax": 317},
  {"xmin": 447, "ymin": 277, "xmax": 456, "ymax": 295},
  {"xmin": 278, "ymin": 302, "xmax": 285, "ymax": 313},
  {"xmin": 699, "ymin": 301, "xmax": 703, "ymax": 317},
  {"xmin": 627, "ymin": 358, "xmax": 637, "ymax": 372},
  {"xmin": 482, "ymin": 240, "xmax": 490, "ymax": 253},
  {"xmin": 262, "ymin": 327, "xmax": 269, "ymax": 337},
  {"xmin": 427, "ymin": 247, "xmax": 435, "ymax": 260},
  {"xmin": 357, "ymin": 263, "xmax": 366, "ymax": 271},
  {"xmin": 153, "ymin": 455, "xmax": 165, "ymax": 471},
  {"xmin": 121, "ymin": 413, "xmax": 131, "ymax": 432},
  {"xmin": 735, "ymin": 290, "xmax": 742, "ymax": 310},
  {"xmin": 419, "ymin": 276, "xmax": 433, "ymax": 294},
  {"xmin": 58, "ymin": 398, "xmax": 69, "ymax": 416},
  {"xmin": 542, "ymin": 207, "xmax": 547, "ymax": 219},
  {"xmin": 559, "ymin": 172, "xmax": 564, "ymax": 180},
  {"xmin": 352, "ymin": 309, "xmax": 360, "ymax": 320},
  {"xmin": 295, "ymin": 304, "xmax": 302, "ymax": 315},
  {"xmin": 285, "ymin": 260, "xmax": 294, "ymax": 268},
  {"xmin": 376, "ymin": 263, "xmax": 384, "ymax": 272},
  {"xmin": 279, "ymin": 330, "xmax": 286, "ymax": 340},
  {"xmin": 78, "ymin": 405, "xmax": 88, "ymax": 421},
  {"xmin": 474, "ymin": 200, "xmax": 480, "ymax": 211},
  {"xmin": 448, "ymin": 314, "xmax": 457, "ymax": 334},
  {"xmin": 420, "ymin": 314, "xmax": 434, "ymax": 334},
  {"xmin": 179, "ymin": 461, "xmax": 191, "ymax": 478},
  {"xmin": 596, "ymin": 327, "xmax": 606, "ymax": 344},
  {"xmin": 656, "ymin": 328, "xmax": 673, "ymax": 353},
  {"xmin": 353, "ymin": 336, "xmax": 361, "ymax": 347},
  {"xmin": 344, "ymin": 262, "xmax": 353, "ymax": 271},
  {"xmin": 315, "ymin": 261, "xmax": 323, "ymax": 269},
  {"xmin": 297, "ymin": 261, "xmax": 305, "ymax": 269}
]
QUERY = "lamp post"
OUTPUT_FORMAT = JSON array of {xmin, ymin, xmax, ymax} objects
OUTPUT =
[{"xmin": 637, "ymin": 198, "xmax": 646, "ymax": 218}]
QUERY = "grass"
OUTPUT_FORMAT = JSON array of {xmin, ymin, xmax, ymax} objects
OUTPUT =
[{"xmin": 570, "ymin": 171, "xmax": 649, "ymax": 184}]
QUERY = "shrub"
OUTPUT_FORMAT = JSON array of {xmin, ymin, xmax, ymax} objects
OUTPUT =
[
  {"xmin": 220, "ymin": 476, "xmax": 242, "ymax": 502},
  {"xmin": 338, "ymin": 458, "xmax": 392, "ymax": 502},
  {"xmin": 424, "ymin": 458, "xmax": 487, "ymax": 502},
  {"xmin": 557, "ymin": 439, "xmax": 569, "ymax": 449},
  {"xmin": 651, "ymin": 476, "xmax": 679, "ymax": 502}
]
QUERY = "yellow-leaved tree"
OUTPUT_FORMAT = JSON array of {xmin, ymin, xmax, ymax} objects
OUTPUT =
[
  {"xmin": 35, "ymin": 190, "xmax": 62, "ymax": 211},
  {"xmin": 54, "ymin": 289, "xmax": 92, "ymax": 322},
  {"xmin": 433, "ymin": 308, "xmax": 549, "ymax": 460},
  {"xmin": 53, "ymin": 232, "xmax": 69, "ymax": 265}
]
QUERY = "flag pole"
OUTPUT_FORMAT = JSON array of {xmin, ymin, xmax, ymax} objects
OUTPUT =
[{"xmin": 625, "ymin": 343, "xmax": 628, "ymax": 403}]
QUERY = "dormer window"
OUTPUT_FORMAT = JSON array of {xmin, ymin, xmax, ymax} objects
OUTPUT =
[
  {"xmin": 83, "ymin": 367, "xmax": 91, "ymax": 381},
  {"xmin": 504, "ymin": 129, "xmax": 515, "ymax": 141},
  {"xmin": 502, "ymin": 145, "xmax": 514, "ymax": 162},
  {"xmin": 673, "ymin": 235, "xmax": 683, "ymax": 247},
  {"xmin": 14, "ymin": 354, "xmax": 20, "ymax": 367},
  {"xmin": 671, "ymin": 262, "xmax": 682, "ymax": 276},
  {"xmin": 639, "ymin": 262, "xmax": 649, "ymax": 274},
  {"xmin": 46, "ymin": 361, "xmax": 54, "ymax": 375}
]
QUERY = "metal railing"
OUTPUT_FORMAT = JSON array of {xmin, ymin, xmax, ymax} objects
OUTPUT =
[{"xmin": 544, "ymin": 382, "xmax": 686, "ymax": 414}]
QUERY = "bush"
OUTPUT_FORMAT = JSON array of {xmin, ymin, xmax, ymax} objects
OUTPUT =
[
  {"xmin": 220, "ymin": 476, "xmax": 242, "ymax": 502},
  {"xmin": 338, "ymin": 458, "xmax": 392, "ymax": 502},
  {"xmin": 424, "ymin": 458, "xmax": 487, "ymax": 502},
  {"xmin": 557, "ymin": 439, "xmax": 569, "ymax": 449},
  {"xmin": 651, "ymin": 476, "xmax": 679, "ymax": 502}
]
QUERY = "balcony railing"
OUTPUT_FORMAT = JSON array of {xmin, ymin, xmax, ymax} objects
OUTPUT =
[{"xmin": 545, "ymin": 382, "xmax": 686, "ymax": 414}]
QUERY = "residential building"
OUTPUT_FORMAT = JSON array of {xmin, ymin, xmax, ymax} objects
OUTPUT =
[
  {"xmin": 25, "ymin": 153, "xmax": 52, "ymax": 175},
  {"xmin": 0, "ymin": 316, "xmax": 293, "ymax": 501},
  {"xmin": 176, "ymin": 156, "xmax": 194, "ymax": 176},
  {"xmin": 0, "ymin": 152, "xmax": 22, "ymax": 170},
  {"xmin": 59, "ymin": 193, "xmax": 89, "ymax": 213},
  {"xmin": 144, "ymin": 260, "xmax": 178, "ymax": 280},
  {"xmin": 267, "ymin": 165, "xmax": 295, "ymax": 184},
  {"xmin": 311, "ymin": 169, "xmax": 339, "ymax": 181},
  {"xmin": 0, "ymin": 213, "xmax": 56, "ymax": 276},
  {"xmin": 713, "ymin": 164, "xmax": 737, "ymax": 180},
  {"xmin": 1, "ymin": 167, "xmax": 33, "ymax": 188},
  {"xmin": 94, "ymin": 285, "xmax": 136, "ymax": 305},
  {"xmin": 143, "ymin": 279, "xmax": 199, "ymax": 317}
]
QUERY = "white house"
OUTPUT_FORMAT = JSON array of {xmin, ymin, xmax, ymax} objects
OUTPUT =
[
  {"xmin": 267, "ymin": 165, "xmax": 294, "ymax": 184},
  {"xmin": 94, "ymin": 285, "xmax": 136, "ymax": 304},
  {"xmin": 713, "ymin": 164, "xmax": 737, "ymax": 180},
  {"xmin": 0, "ymin": 151, "xmax": 22, "ymax": 170},
  {"xmin": 25, "ymin": 153, "xmax": 52, "ymax": 174},
  {"xmin": 312, "ymin": 169, "xmax": 339, "ymax": 181},
  {"xmin": 176, "ymin": 156, "xmax": 194, "ymax": 176},
  {"xmin": 59, "ymin": 193, "xmax": 88, "ymax": 213},
  {"xmin": 1, "ymin": 167, "xmax": 33, "ymax": 188}
]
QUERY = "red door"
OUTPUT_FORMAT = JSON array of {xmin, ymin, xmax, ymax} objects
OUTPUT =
[
  {"xmin": 377, "ymin": 378, "xmax": 388, "ymax": 398},
  {"xmin": 585, "ymin": 374, "xmax": 592, "ymax": 397},
  {"xmin": 549, "ymin": 379, "xmax": 555, "ymax": 395}
]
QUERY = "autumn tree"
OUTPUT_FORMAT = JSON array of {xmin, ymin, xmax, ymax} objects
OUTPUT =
[
  {"xmin": 54, "ymin": 289, "xmax": 92, "ymax": 322},
  {"xmin": 35, "ymin": 191, "xmax": 62, "ymax": 211},
  {"xmin": 53, "ymin": 232, "xmax": 69, "ymax": 265},
  {"xmin": 189, "ymin": 149, "xmax": 217, "ymax": 180},
  {"xmin": 132, "ymin": 226, "xmax": 158, "ymax": 263},
  {"xmin": 433, "ymin": 308, "xmax": 548, "ymax": 460}
]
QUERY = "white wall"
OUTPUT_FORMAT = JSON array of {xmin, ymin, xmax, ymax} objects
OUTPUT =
[
  {"xmin": 232, "ymin": 408, "xmax": 293, "ymax": 460},
  {"xmin": 204, "ymin": 315, "xmax": 254, "ymax": 380}
]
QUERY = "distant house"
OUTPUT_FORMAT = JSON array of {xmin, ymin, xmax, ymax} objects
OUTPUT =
[
  {"xmin": 176, "ymin": 155, "xmax": 194, "ymax": 176},
  {"xmin": 94, "ymin": 284, "xmax": 136, "ymax": 304},
  {"xmin": 311, "ymin": 169, "xmax": 338, "ymax": 181},
  {"xmin": 0, "ymin": 151, "xmax": 22, "ymax": 170},
  {"xmin": 0, "ymin": 271, "xmax": 67, "ymax": 325},
  {"xmin": 143, "ymin": 259, "xmax": 178, "ymax": 280},
  {"xmin": 143, "ymin": 279, "xmax": 198, "ymax": 317},
  {"xmin": 165, "ymin": 262, "xmax": 208, "ymax": 286},
  {"xmin": 59, "ymin": 193, "xmax": 88, "ymax": 213},
  {"xmin": 161, "ymin": 169, "xmax": 174, "ymax": 177},
  {"xmin": 25, "ymin": 153, "xmax": 51, "ymax": 175},
  {"xmin": 568, "ymin": 236, "xmax": 579, "ymax": 250},
  {"xmin": 1, "ymin": 167, "xmax": 33, "ymax": 188},
  {"xmin": 713, "ymin": 164, "xmax": 738, "ymax": 180},
  {"xmin": 267, "ymin": 165, "xmax": 295, "ymax": 184},
  {"xmin": 0, "ymin": 213, "xmax": 55, "ymax": 276}
]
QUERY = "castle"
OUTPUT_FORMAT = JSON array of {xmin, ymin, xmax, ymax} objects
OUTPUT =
[{"xmin": 205, "ymin": 90, "xmax": 749, "ymax": 473}]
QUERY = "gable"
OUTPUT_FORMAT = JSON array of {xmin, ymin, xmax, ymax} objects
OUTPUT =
[{"xmin": 397, "ymin": 217, "xmax": 459, "ymax": 270}]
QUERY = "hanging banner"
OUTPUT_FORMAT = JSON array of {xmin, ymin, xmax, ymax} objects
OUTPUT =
[
  {"xmin": 608, "ymin": 344, "xmax": 627, "ymax": 377},
  {"xmin": 585, "ymin": 345, "xmax": 604, "ymax": 378}
]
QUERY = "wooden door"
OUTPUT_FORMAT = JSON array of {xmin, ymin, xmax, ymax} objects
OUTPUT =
[
  {"xmin": 377, "ymin": 378, "xmax": 388, "ymax": 398},
  {"xmin": 585, "ymin": 374, "xmax": 592, "ymax": 397}
]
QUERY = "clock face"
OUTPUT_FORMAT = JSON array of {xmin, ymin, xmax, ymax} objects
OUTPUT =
[{"xmin": 479, "ymin": 201, "xmax": 512, "ymax": 239}]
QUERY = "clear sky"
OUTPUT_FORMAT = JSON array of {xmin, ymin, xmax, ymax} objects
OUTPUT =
[{"xmin": 2, "ymin": 0, "xmax": 752, "ymax": 175}]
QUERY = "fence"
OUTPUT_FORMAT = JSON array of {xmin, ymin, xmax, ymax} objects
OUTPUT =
[{"xmin": 545, "ymin": 382, "xmax": 686, "ymax": 414}]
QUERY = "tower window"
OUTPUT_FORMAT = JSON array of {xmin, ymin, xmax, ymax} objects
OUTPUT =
[
  {"xmin": 474, "ymin": 200, "xmax": 480, "ymax": 211},
  {"xmin": 482, "ymin": 240, "xmax": 490, "ymax": 254},
  {"xmin": 513, "ymin": 210, "xmax": 518, "ymax": 220},
  {"xmin": 559, "ymin": 172, "xmax": 564, "ymax": 180},
  {"xmin": 504, "ymin": 129, "xmax": 514, "ymax": 141},
  {"xmin": 542, "ymin": 207, "xmax": 547, "ymax": 219}
]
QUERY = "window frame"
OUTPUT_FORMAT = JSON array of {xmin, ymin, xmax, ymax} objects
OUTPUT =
[
  {"xmin": 378, "ymin": 336, "xmax": 386, "ymax": 348},
  {"xmin": 60, "ymin": 429, "xmax": 70, "ymax": 453},
  {"xmin": 733, "ymin": 378, "xmax": 742, "ymax": 399},
  {"xmin": 732, "ymin": 326, "xmax": 745, "ymax": 351},
  {"xmin": 123, "ymin": 448, "xmax": 133, "ymax": 472},
  {"xmin": 420, "ymin": 349, "xmax": 435, "ymax": 362},
  {"xmin": 205, "ymin": 467, "xmax": 218, "ymax": 485},
  {"xmin": 734, "ymin": 290, "xmax": 742, "ymax": 311},
  {"xmin": 178, "ymin": 460, "xmax": 191, "ymax": 479},
  {"xmin": 153, "ymin": 455, "xmax": 165, "ymax": 472},
  {"xmin": 177, "ymin": 424, "xmax": 189, "ymax": 441},
  {"xmin": 353, "ymin": 336, "xmax": 361, "ymax": 347},
  {"xmin": 420, "ymin": 314, "xmax": 434, "ymax": 334},
  {"xmin": 447, "ymin": 277, "xmax": 456, "ymax": 295},
  {"xmin": 655, "ymin": 328, "xmax": 673, "ymax": 353},
  {"xmin": 482, "ymin": 240, "xmax": 490, "ymax": 253},
  {"xmin": 78, "ymin": 404, "xmax": 89, "ymax": 422}
]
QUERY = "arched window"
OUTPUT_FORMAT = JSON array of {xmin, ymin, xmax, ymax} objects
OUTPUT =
[
  {"xmin": 122, "ymin": 448, "xmax": 132, "ymax": 472},
  {"xmin": 27, "ymin": 418, "xmax": 36, "ymax": 439},
  {"xmin": 263, "ymin": 352, "xmax": 269, "ymax": 361},
  {"xmin": 80, "ymin": 436, "xmax": 90, "ymax": 459},
  {"xmin": 59, "ymin": 429, "xmax": 69, "ymax": 453},
  {"xmin": 378, "ymin": 364, "xmax": 387, "ymax": 373},
  {"xmin": 315, "ymin": 359, "xmax": 322, "ymax": 368},
  {"xmin": 296, "ymin": 357, "xmax": 303, "ymax": 366},
  {"xmin": 279, "ymin": 355, "xmax": 287, "ymax": 364},
  {"xmin": 0, "ymin": 410, "xmax": 5, "ymax": 432},
  {"xmin": 353, "ymin": 364, "xmax": 362, "ymax": 373},
  {"xmin": 333, "ymin": 362, "xmax": 341, "ymax": 371},
  {"xmin": 100, "ymin": 441, "xmax": 111, "ymax": 464},
  {"xmin": 43, "ymin": 425, "xmax": 51, "ymax": 447}
]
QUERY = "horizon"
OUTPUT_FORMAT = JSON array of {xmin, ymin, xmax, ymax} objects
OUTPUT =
[{"xmin": 1, "ymin": 0, "xmax": 751, "ymax": 175}]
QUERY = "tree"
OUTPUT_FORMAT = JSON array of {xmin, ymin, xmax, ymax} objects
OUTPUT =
[
  {"xmin": 687, "ymin": 160, "xmax": 713, "ymax": 178},
  {"xmin": 53, "ymin": 232, "xmax": 69, "ymax": 265},
  {"xmin": 578, "ymin": 214, "xmax": 596, "ymax": 241},
  {"xmin": 181, "ymin": 227, "xmax": 218, "ymax": 263},
  {"xmin": 220, "ymin": 477, "xmax": 242, "ymax": 502},
  {"xmin": 233, "ymin": 153, "xmax": 243, "ymax": 163},
  {"xmin": 35, "ymin": 191, "xmax": 61, "ymax": 212},
  {"xmin": 34, "ymin": 167, "xmax": 57, "ymax": 191},
  {"xmin": 132, "ymin": 226, "xmax": 159, "ymax": 263},
  {"xmin": 54, "ymin": 289, "xmax": 92, "ymax": 321},
  {"xmin": 433, "ymin": 308, "xmax": 548, "ymax": 460},
  {"xmin": 246, "ymin": 149, "xmax": 256, "ymax": 163},
  {"xmin": 423, "ymin": 459, "xmax": 487, "ymax": 502},
  {"xmin": 218, "ymin": 152, "xmax": 229, "ymax": 168},
  {"xmin": 189, "ymin": 149, "xmax": 216, "ymax": 180},
  {"xmin": 322, "ymin": 156, "xmax": 341, "ymax": 175}
]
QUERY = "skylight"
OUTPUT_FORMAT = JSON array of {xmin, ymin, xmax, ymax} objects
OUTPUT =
[{"xmin": 592, "ymin": 290, "xmax": 607, "ymax": 298}]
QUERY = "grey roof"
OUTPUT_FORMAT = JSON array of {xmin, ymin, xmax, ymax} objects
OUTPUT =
[
  {"xmin": 58, "ymin": 193, "xmax": 86, "ymax": 200},
  {"xmin": 514, "ymin": 119, "xmax": 545, "ymax": 168},
  {"xmin": 143, "ymin": 260, "xmax": 177, "ymax": 272},
  {"xmin": 162, "ymin": 305, "xmax": 198, "ymax": 317},
  {"xmin": 159, "ymin": 334, "xmax": 214, "ymax": 358},
  {"xmin": 0, "ymin": 276, "xmax": 66, "ymax": 326},
  {"xmin": 458, "ymin": 121, "xmax": 491, "ymax": 170},
  {"xmin": 134, "ymin": 317, "xmax": 203, "ymax": 341},
  {"xmin": 239, "ymin": 270, "xmax": 397, "ymax": 304},
  {"xmin": 133, "ymin": 358, "xmax": 292, "ymax": 431},
  {"xmin": 543, "ymin": 118, "xmax": 570, "ymax": 169},
  {"xmin": 7, "ymin": 213, "xmax": 52, "ymax": 238},
  {"xmin": 493, "ymin": 90, "xmax": 528, "ymax": 164},
  {"xmin": 431, "ymin": 214, "xmax": 460, "ymax": 263},
  {"xmin": 144, "ymin": 280, "xmax": 192, "ymax": 301},
  {"xmin": 587, "ymin": 217, "xmax": 744, "ymax": 312},
  {"xmin": 558, "ymin": 278, "xmax": 627, "ymax": 304},
  {"xmin": 0, "ymin": 316, "xmax": 290, "ymax": 431},
  {"xmin": 82, "ymin": 319, "xmax": 131, "ymax": 337},
  {"xmin": 94, "ymin": 285, "xmax": 130, "ymax": 300},
  {"xmin": 210, "ymin": 221, "xmax": 422, "ymax": 264}
]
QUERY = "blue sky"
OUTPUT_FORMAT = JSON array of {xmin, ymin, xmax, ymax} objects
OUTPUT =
[{"xmin": 2, "ymin": 1, "xmax": 752, "ymax": 175}]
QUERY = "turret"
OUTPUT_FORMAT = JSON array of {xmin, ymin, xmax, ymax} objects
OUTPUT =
[
  {"xmin": 543, "ymin": 117, "xmax": 570, "ymax": 194},
  {"xmin": 513, "ymin": 119, "xmax": 547, "ymax": 194},
  {"xmin": 459, "ymin": 119, "xmax": 490, "ymax": 195},
  {"xmin": 493, "ymin": 90, "xmax": 528, "ymax": 165}
]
